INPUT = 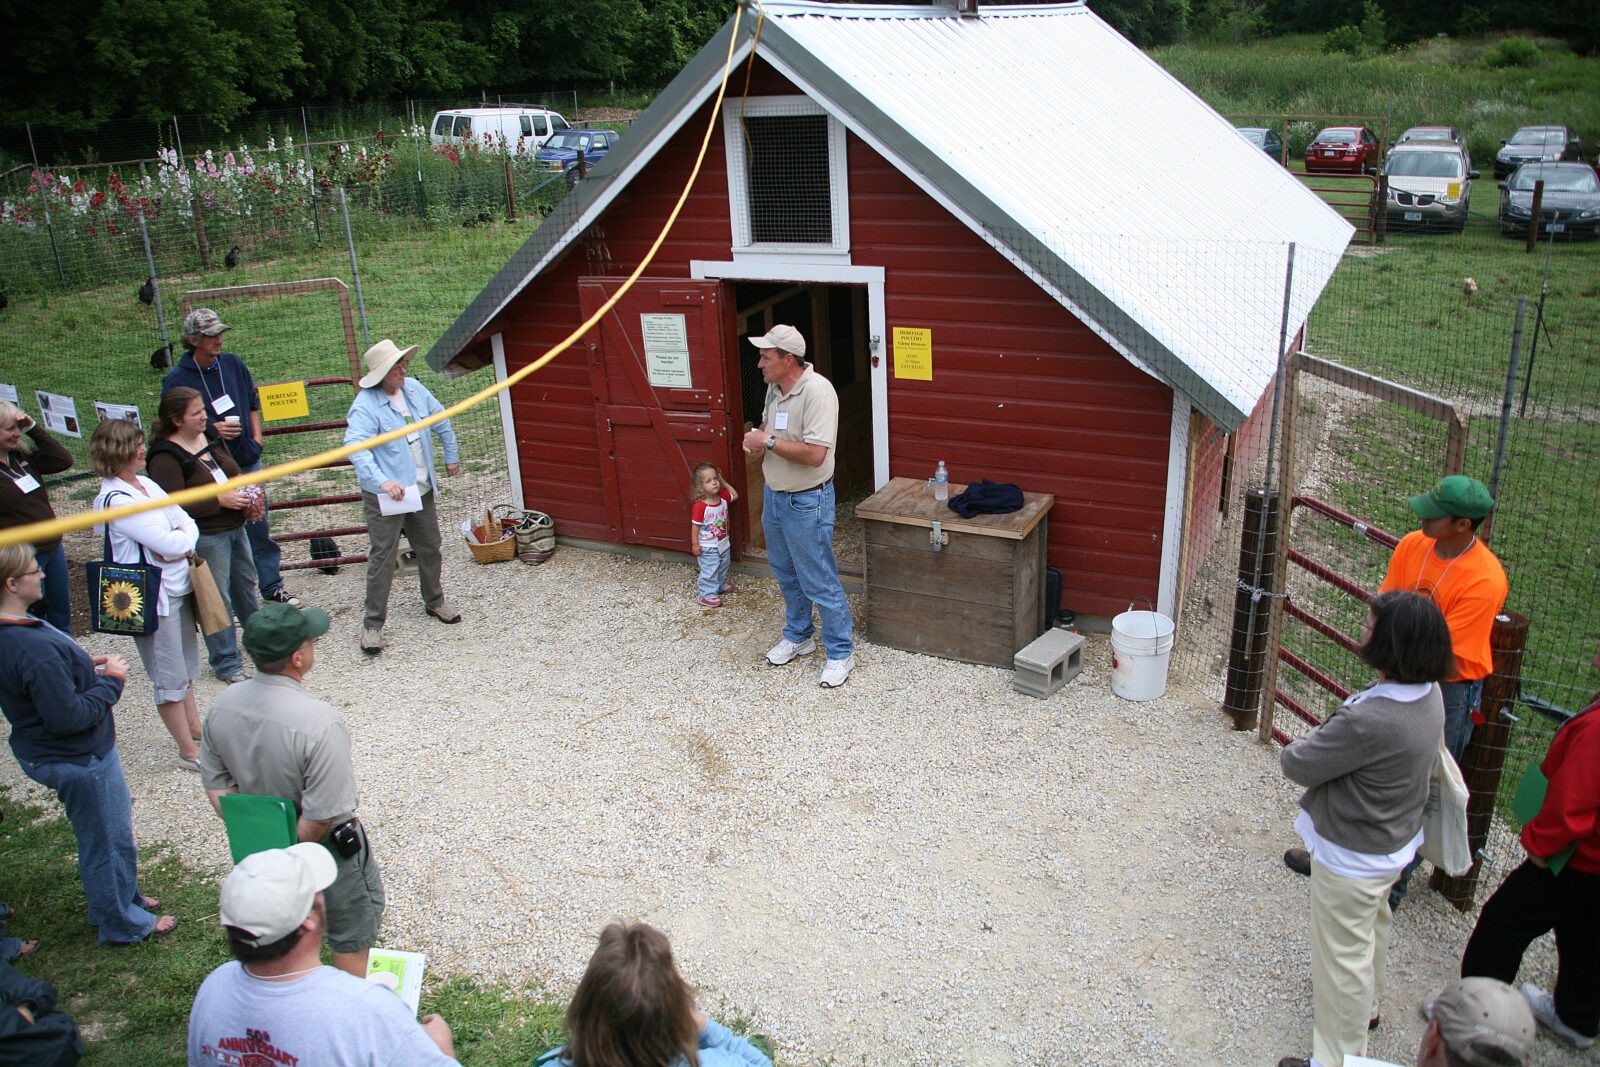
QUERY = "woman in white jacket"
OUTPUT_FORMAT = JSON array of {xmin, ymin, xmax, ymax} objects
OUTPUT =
[{"xmin": 90, "ymin": 418, "xmax": 202, "ymax": 771}]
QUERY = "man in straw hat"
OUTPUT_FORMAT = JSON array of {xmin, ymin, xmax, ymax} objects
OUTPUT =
[
  {"xmin": 187, "ymin": 843, "xmax": 458, "ymax": 1065},
  {"xmin": 163, "ymin": 307, "xmax": 301, "ymax": 607},
  {"xmin": 343, "ymin": 339, "xmax": 461, "ymax": 653}
]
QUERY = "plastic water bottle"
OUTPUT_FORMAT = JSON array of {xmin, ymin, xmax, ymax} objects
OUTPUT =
[{"xmin": 933, "ymin": 460, "xmax": 948, "ymax": 502}]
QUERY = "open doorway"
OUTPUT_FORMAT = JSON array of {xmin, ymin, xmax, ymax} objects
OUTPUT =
[{"xmin": 732, "ymin": 282, "xmax": 872, "ymax": 574}]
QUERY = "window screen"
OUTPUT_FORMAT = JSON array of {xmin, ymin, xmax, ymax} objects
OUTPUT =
[{"xmin": 744, "ymin": 114, "xmax": 833, "ymax": 244}]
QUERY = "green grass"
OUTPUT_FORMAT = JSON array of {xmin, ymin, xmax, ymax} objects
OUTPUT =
[{"xmin": 0, "ymin": 784, "xmax": 773, "ymax": 1066}]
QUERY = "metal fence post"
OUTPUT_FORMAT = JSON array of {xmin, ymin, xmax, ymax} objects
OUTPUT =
[
  {"xmin": 25, "ymin": 122, "xmax": 67, "ymax": 284},
  {"xmin": 339, "ymin": 188, "xmax": 370, "ymax": 349},
  {"xmin": 1486, "ymin": 297, "xmax": 1526, "ymax": 541},
  {"xmin": 137, "ymin": 208, "xmax": 171, "ymax": 356},
  {"xmin": 1430, "ymin": 611, "xmax": 1530, "ymax": 910},
  {"xmin": 303, "ymin": 107, "xmax": 322, "ymax": 242}
]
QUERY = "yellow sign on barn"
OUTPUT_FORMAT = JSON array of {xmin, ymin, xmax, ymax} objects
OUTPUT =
[
  {"xmin": 893, "ymin": 327, "xmax": 933, "ymax": 381},
  {"xmin": 259, "ymin": 382, "xmax": 309, "ymax": 421}
]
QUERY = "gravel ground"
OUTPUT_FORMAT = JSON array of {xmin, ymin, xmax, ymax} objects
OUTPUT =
[{"xmin": 3, "ymin": 540, "xmax": 1585, "ymax": 1066}]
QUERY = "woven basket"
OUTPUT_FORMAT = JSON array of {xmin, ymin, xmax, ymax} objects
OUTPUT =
[{"xmin": 464, "ymin": 507, "xmax": 517, "ymax": 564}]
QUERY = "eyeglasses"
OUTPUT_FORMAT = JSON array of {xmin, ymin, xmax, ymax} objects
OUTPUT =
[{"xmin": 19, "ymin": 566, "xmax": 42, "ymax": 578}]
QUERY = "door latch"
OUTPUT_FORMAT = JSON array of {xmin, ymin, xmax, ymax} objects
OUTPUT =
[{"xmin": 930, "ymin": 520, "xmax": 948, "ymax": 552}]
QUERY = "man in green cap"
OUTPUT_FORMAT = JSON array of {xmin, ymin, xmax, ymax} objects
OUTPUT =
[{"xmin": 198, "ymin": 603, "xmax": 385, "ymax": 978}]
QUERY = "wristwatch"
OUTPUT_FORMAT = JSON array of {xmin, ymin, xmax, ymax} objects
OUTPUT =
[{"xmin": 765, "ymin": 435, "xmax": 777, "ymax": 450}]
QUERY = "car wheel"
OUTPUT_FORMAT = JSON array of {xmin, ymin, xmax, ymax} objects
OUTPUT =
[{"xmin": 565, "ymin": 168, "xmax": 580, "ymax": 189}]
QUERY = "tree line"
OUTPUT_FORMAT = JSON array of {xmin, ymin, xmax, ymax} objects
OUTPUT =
[{"xmin": 3, "ymin": 0, "xmax": 1593, "ymax": 132}]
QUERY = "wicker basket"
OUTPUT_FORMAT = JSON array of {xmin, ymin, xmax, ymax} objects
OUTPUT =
[{"xmin": 464, "ymin": 507, "xmax": 517, "ymax": 564}]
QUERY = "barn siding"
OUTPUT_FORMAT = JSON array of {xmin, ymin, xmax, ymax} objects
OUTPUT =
[{"xmin": 492, "ymin": 62, "xmax": 1173, "ymax": 616}]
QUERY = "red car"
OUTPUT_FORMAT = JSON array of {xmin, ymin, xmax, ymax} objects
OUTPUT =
[{"xmin": 1304, "ymin": 126, "xmax": 1382, "ymax": 175}]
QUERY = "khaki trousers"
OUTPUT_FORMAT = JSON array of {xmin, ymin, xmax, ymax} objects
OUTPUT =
[
  {"xmin": 361, "ymin": 488, "xmax": 445, "ymax": 629},
  {"xmin": 1309, "ymin": 858, "xmax": 1394, "ymax": 1067}
]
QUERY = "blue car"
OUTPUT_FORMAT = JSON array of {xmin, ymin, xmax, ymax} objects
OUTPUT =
[{"xmin": 535, "ymin": 129, "xmax": 621, "ymax": 185}]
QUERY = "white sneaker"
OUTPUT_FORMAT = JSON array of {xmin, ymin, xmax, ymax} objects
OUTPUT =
[
  {"xmin": 766, "ymin": 637, "xmax": 816, "ymax": 666},
  {"xmin": 818, "ymin": 654, "xmax": 856, "ymax": 688},
  {"xmin": 1522, "ymin": 983, "xmax": 1597, "ymax": 1049}
]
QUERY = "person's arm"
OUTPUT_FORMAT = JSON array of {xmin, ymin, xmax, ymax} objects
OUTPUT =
[
  {"xmin": 696, "ymin": 1016, "xmax": 772, "ymax": 1067},
  {"xmin": 420, "ymin": 1014, "xmax": 457, "ymax": 1059},
  {"xmin": 147, "ymin": 449, "xmax": 228, "ymax": 521},
  {"xmin": 343, "ymin": 396, "xmax": 393, "ymax": 495},
  {"xmin": 691, "ymin": 502, "xmax": 706, "ymax": 555},
  {"xmin": 111, "ymin": 495, "xmax": 198, "ymax": 560},
  {"xmin": 296, "ymin": 717, "xmax": 360, "ymax": 837},
  {"xmin": 1522, "ymin": 718, "xmax": 1599, "ymax": 861},
  {"xmin": 296, "ymin": 815, "xmax": 333, "ymax": 843},
  {"xmin": 22, "ymin": 420, "xmax": 74, "ymax": 476},
  {"xmin": 418, "ymin": 383, "xmax": 461, "ymax": 473},
  {"xmin": 21, "ymin": 651, "xmax": 124, "ymax": 737},
  {"xmin": 1279, "ymin": 704, "xmax": 1373, "ymax": 788},
  {"xmin": 739, "ymin": 425, "xmax": 828, "ymax": 467}
]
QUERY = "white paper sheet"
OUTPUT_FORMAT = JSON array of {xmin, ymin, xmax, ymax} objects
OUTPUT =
[{"xmin": 377, "ymin": 484, "xmax": 423, "ymax": 515}]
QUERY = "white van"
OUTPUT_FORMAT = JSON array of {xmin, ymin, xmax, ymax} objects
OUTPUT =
[{"xmin": 428, "ymin": 107, "xmax": 572, "ymax": 153}]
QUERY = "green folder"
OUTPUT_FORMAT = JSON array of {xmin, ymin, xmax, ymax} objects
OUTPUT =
[
  {"xmin": 219, "ymin": 793, "xmax": 298, "ymax": 864},
  {"xmin": 1511, "ymin": 762, "xmax": 1577, "ymax": 876}
]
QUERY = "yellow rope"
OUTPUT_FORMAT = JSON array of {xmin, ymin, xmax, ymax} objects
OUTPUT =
[{"xmin": 0, "ymin": 4, "xmax": 752, "ymax": 549}]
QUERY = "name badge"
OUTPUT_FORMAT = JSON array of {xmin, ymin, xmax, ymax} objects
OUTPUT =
[
  {"xmin": 208, "ymin": 463, "xmax": 227, "ymax": 485},
  {"xmin": 774, "ymin": 411, "xmax": 789, "ymax": 430},
  {"xmin": 211, "ymin": 393, "xmax": 236, "ymax": 415},
  {"xmin": 11, "ymin": 472, "xmax": 40, "ymax": 494}
]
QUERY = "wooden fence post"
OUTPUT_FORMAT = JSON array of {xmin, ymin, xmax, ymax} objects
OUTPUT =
[
  {"xmin": 1223, "ymin": 487, "xmax": 1278, "ymax": 730},
  {"xmin": 1430, "ymin": 611, "xmax": 1529, "ymax": 910}
]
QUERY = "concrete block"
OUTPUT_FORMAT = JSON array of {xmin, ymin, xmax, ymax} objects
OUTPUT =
[{"xmin": 1012, "ymin": 628, "xmax": 1085, "ymax": 698}]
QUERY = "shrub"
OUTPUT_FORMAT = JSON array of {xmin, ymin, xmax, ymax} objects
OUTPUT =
[
  {"xmin": 1485, "ymin": 36, "xmax": 1541, "ymax": 68},
  {"xmin": 1323, "ymin": 24, "xmax": 1368, "ymax": 56}
]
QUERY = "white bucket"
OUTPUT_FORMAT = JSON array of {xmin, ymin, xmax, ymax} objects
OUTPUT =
[{"xmin": 1110, "ymin": 609, "xmax": 1176, "ymax": 701}]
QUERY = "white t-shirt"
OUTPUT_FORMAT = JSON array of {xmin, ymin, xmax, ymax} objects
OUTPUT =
[
  {"xmin": 188, "ymin": 962, "xmax": 459, "ymax": 1066},
  {"xmin": 692, "ymin": 491, "xmax": 731, "ymax": 550},
  {"xmin": 386, "ymin": 389, "xmax": 429, "ymax": 486}
]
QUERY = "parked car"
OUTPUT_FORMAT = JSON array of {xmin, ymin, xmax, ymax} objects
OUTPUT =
[
  {"xmin": 1498, "ymin": 161, "xmax": 1600, "ymax": 239},
  {"xmin": 1236, "ymin": 126, "xmax": 1285, "ymax": 163},
  {"xmin": 429, "ymin": 107, "xmax": 572, "ymax": 153},
  {"xmin": 535, "ymin": 128, "xmax": 621, "ymax": 185},
  {"xmin": 1304, "ymin": 126, "xmax": 1382, "ymax": 174},
  {"xmin": 1494, "ymin": 125, "xmax": 1582, "ymax": 179},
  {"xmin": 1393, "ymin": 125, "xmax": 1465, "ymax": 149},
  {"xmin": 1383, "ymin": 143, "xmax": 1477, "ymax": 232}
]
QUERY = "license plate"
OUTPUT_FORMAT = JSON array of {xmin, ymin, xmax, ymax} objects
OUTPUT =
[
  {"xmin": 1549, "ymin": 223, "xmax": 1566, "ymax": 233},
  {"xmin": 1323, "ymin": 150, "xmax": 1337, "ymax": 157},
  {"xmin": 1404, "ymin": 211, "xmax": 1423, "ymax": 222}
]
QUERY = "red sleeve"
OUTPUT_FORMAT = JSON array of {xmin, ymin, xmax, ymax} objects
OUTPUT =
[
  {"xmin": 691, "ymin": 501, "xmax": 707, "ymax": 524},
  {"xmin": 720, "ymin": 488, "xmax": 732, "ymax": 503},
  {"xmin": 1522, "ymin": 708, "xmax": 1600, "ymax": 865}
]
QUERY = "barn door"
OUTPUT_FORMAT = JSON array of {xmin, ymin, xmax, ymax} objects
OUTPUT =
[{"xmin": 579, "ymin": 277, "xmax": 740, "ymax": 551}]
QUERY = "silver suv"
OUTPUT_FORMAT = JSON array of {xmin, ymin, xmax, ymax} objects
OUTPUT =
[{"xmin": 1384, "ymin": 143, "xmax": 1478, "ymax": 233}]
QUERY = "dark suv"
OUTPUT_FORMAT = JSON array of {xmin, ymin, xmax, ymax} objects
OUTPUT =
[{"xmin": 1495, "ymin": 125, "xmax": 1582, "ymax": 179}]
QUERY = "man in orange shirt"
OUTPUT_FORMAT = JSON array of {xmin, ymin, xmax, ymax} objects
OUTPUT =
[{"xmin": 1377, "ymin": 475, "xmax": 1508, "ymax": 764}]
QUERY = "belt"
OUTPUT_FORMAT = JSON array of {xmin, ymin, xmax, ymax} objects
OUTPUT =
[{"xmin": 776, "ymin": 476, "xmax": 833, "ymax": 495}]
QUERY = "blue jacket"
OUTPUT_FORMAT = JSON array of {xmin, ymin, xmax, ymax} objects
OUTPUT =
[
  {"xmin": 344, "ymin": 379, "xmax": 459, "ymax": 495},
  {"xmin": 162, "ymin": 351, "xmax": 263, "ymax": 468},
  {"xmin": 0, "ymin": 618, "xmax": 124, "ymax": 766},
  {"xmin": 535, "ymin": 1018, "xmax": 772, "ymax": 1067}
]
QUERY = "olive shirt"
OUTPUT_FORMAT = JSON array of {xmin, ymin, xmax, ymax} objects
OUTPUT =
[{"xmin": 759, "ymin": 365, "xmax": 838, "ymax": 492}]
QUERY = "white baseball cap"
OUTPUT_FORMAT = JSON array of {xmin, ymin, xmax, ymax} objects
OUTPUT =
[
  {"xmin": 219, "ymin": 842, "xmax": 338, "ymax": 947},
  {"xmin": 749, "ymin": 324, "xmax": 806, "ymax": 360}
]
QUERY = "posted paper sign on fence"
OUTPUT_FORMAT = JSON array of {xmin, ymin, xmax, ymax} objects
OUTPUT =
[
  {"xmin": 893, "ymin": 328, "xmax": 933, "ymax": 381},
  {"xmin": 641, "ymin": 313, "xmax": 692, "ymax": 389},
  {"xmin": 259, "ymin": 381, "xmax": 310, "ymax": 421},
  {"xmin": 0, "ymin": 384, "xmax": 17, "ymax": 406},
  {"xmin": 35, "ymin": 391, "xmax": 82, "ymax": 437},
  {"xmin": 94, "ymin": 402, "xmax": 143, "ymax": 429}
]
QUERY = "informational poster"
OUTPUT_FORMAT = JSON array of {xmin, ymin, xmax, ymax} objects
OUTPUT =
[
  {"xmin": 259, "ymin": 381, "xmax": 310, "ymax": 421},
  {"xmin": 94, "ymin": 401, "xmax": 143, "ymax": 429},
  {"xmin": 35, "ymin": 390, "xmax": 82, "ymax": 437},
  {"xmin": 0, "ymin": 383, "xmax": 17, "ymax": 405},
  {"xmin": 640, "ymin": 312, "xmax": 693, "ymax": 389},
  {"xmin": 893, "ymin": 327, "xmax": 933, "ymax": 381}
]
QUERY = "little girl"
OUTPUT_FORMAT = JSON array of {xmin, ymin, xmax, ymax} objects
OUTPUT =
[{"xmin": 689, "ymin": 463, "xmax": 738, "ymax": 607}]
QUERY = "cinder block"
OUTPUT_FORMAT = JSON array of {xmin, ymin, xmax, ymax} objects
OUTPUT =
[{"xmin": 1012, "ymin": 628, "xmax": 1085, "ymax": 699}]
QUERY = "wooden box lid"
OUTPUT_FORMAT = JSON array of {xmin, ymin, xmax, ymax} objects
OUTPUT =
[{"xmin": 855, "ymin": 477, "xmax": 1052, "ymax": 541}]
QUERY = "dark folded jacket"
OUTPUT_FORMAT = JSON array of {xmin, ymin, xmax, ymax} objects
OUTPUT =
[{"xmin": 948, "ymin": 479, "xmax": 1025, "ymax": 518}]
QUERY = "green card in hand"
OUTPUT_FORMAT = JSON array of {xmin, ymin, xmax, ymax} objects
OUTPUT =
[{"xmin": 1511, "ymin": 762, "xmax": 1577, "ymax": 876}]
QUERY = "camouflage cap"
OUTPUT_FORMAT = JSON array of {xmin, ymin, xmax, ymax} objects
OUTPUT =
[{"xmin": 183, "ymin": 308, "xmax": 230, "ymax": 338}]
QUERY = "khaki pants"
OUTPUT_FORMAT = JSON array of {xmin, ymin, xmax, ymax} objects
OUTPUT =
[
  {"xmin": 361, "ymin": 488, "xmax": 445, "ymax": 629},
  {"xmin": 1309, "ymin": 858, "xmax": 1394, "ymax": 1067}
]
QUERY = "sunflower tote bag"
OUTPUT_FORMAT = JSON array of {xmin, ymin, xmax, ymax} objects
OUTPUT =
[{"xmin": 87, "ymin": 491, "xmax": 161, "ymax": 637}]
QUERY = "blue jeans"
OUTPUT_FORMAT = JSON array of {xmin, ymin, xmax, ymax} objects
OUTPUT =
[
  {"xmin": 195, "ymin": 526, "xmax": 260, "ymax": 676},
  {"xmin": 28, "ymin": 541, "xmax": 71, "ymax": 631},
  {"xmin": 1391, "ymin": 677, "xmax": 1485, "ymax": 909},
  {"xmin": 762, "ymin": 483, "xmax": 854, "ymax": 660},
  {"xmin": 239, "ymin": 461, "xmax": 284, "ymax": 595},
  {"xmin": 696, "ymin": 546, "xmax": 730, "ymax": 599},
  {"xmin": 17, "ymin": 746, "xmax": 156, "ymax": 945}
]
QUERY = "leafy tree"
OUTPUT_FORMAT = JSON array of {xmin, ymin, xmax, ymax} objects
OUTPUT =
[{"xmin": 1086, "ymin": 0, "xmax": 1189, "ymax": 46}]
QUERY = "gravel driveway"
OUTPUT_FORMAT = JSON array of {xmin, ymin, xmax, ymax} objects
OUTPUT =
[{"xmin": 4, "ymin": 540, "xmax": 1583, "ymax": 1066}]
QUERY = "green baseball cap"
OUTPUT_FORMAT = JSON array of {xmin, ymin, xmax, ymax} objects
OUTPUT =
[
  {"xmin": 1409, "ymin": 475, "xmax": 1495, "ymax": 521},
  {"xmin": 242, "ymin": 603, "xmax": 331, "ymax": 661}
]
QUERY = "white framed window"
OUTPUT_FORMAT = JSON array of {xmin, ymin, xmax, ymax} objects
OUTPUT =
[{"xmin": 722, "ymin": 96, "xmax": 849, "ymax": 256}]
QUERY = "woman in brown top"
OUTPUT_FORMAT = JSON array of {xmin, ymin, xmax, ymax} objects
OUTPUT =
[
  {"xmin": 146, "ymin": 387, "xmax": 260, "ymax": 684},
  {"xmin": 0, "ymin": 399, "xmax": 74, "ymax": 630}
]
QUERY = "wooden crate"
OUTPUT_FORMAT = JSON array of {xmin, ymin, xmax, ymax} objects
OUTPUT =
[{"xmin": 856, "ymin": 477, "xmax": 1052, "ymax": 667}]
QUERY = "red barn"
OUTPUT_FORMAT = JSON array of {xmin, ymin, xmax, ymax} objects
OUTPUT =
[{"xmin": 427, "ymin": 1, "xmax": 1351, "ymax": 625}]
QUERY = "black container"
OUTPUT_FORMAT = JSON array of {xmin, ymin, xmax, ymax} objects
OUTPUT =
[{"xmin": 1045, "ymin": 566, "xmax": 1063, "ymax": 630}]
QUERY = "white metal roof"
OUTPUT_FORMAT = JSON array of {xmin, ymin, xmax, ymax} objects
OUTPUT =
[{"xmin": 430, "ymin": 1, "xmax": 1353, "ymax": 429}]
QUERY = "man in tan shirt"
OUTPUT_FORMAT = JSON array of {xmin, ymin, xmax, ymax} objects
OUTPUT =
[{"xmin": 740, "ymin": 325, "xmax": 856, "ymax": 687}]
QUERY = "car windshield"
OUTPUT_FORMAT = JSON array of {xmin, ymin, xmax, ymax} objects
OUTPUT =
[
  {"xmin": 1510, "ymin": 166, "xmax": 1600, "ymax": 193},
  {"xmin": 1510, "ymin": 129, "xmax": 1566, "ymax": 147},
  {"xmin": 544, "ymin": 132, "xmax": 592, "ymax": 151},
  {"xmin": 1315, "ymin": 128, "xmax": 1358, "ymax": 143},
  {"xmin": 1386, "ymin": 152, "xmax": 1464, "ymax": 179},
  {"xmin": 1237, "ymin": 129, "xmax": 1267, "ymax": 146}
]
